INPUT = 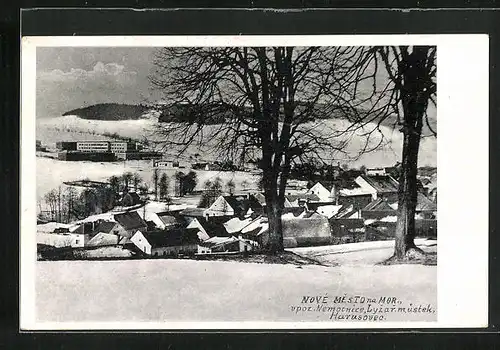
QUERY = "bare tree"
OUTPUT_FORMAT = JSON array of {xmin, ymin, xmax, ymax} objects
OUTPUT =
[
  {"xmin": 349, "ymin": 46, "xmax": 437, "ymax": 259},
  {"xmin": 174, "ymin": 171, "xmax": 186, "ymax": 197},
  {"xmin": 108, "ymin": 175, "xmax": 121, "ymax": 194},
  {"xmin": 150, "ymin": 46, "xmax": 372, "ymax": 253},
  {"xmin": 152, "ymin": 169, "xmax": 160, "ymax": 200},
  {"xmin": 122, "ymin": 172, "xmax": 134, "ymax": 193},
  {"xmin": 132, "ymin": 172, "xmax": 142, "ymax": 192},
  {"xmin": 159, "ymin": 173, "xmax": 170, "ymax": 200},
  {"xmin": 226, "ymin": 179, "xmax": 236, "ymax": 195}
]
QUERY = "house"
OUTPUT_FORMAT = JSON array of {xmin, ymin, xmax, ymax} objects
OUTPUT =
[
  {"xmin": 365, "ymin": 167, "xmax": 387, "ymax": 176},
  {"xmin": 285, "ymin": 193, "xmax": 321, "ymax": 207},
  {"xmin": 306, "ymin": 182, "xmax": 335, "ymax": 202},
  {"xmin": 309, "ymin": 204, "xmax": 344, "ymax": 219},
  {"xmin": 389, "ymin": 193, "xmax": 437, "ymax": 219},
  {"xmin": 67, "ymin": 222, "xmax": 95, "ymax": 247},
  {"xmin": 354, "ymin": 174, "xmax": 399, "ymax": 201},
  {"xmin": 279, "ymin": 216, "xmax": 332, "ymax": 248},
  {"xmin": 151, "ymin": 211, "xmax": 182, "ymax": 230},
  {"xmin": 91, "ymin": 220, "xmax": 128, "ymax": 238},
  {"xmin": 198, "ymin": 235, "xmax": 258, "ymax": 254},
  {"xmin": 179, "ymin": 208, "xmax": 209, "ymax": 223},
  {"xmin": 114, "ymin": 211, "xmax": 148, "ymax": 238},
  {"xmin": 153, "ymin": 160, "xmax": 179, "ymax": 168},
  {"xmin": 360, "ymin": 198, "xmax": 397, "ymax": 220},
  {"xmin": 120, "ymin": 192, "xmax": 142, "ymax": 207},
  {"xmin": 185, "ymin": 218, "xmax": 211, "ymax": 241},
  {"xmin": 253, "ymin": 192, "xmax": 293, "ymax": 209},
  {"xmin": 204, "ymin": 194, "xmax": 263, "ymax": 218},
  {"xmin": 87, "ymin": 233, "xmax": 120, "ymax": 247},
  {"xmin": 329, "ymin": 218, "xmax": 365, "ymax": 244},
  {"xmin": 186, "ymin": 216, "xmax": 231, "ymax": 238},
  {"xmin": 130, "ymin": 228, "xmax": 200, "ymax": 256}
]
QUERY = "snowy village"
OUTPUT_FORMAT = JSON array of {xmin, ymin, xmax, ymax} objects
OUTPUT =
[{"xmin": 36, "ymin": 138, "xmax": 437, "ymax": 262}]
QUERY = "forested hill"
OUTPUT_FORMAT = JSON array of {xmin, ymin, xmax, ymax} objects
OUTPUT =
[{"xmin": 62, "ymin": 103, "xmax": 151, "ymax": 120}]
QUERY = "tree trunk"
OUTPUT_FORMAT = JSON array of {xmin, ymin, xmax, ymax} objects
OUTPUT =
[
  {"xmin": 393, "ymin": 47, "xmax": 429, "ymax": 259},
  {"xmin": 394, "ymin": 129, "xmax": 421, "ymax": 258},
  {"xmin": 266, "ymin": 200, "xmax": 284, "ymax": 254}
]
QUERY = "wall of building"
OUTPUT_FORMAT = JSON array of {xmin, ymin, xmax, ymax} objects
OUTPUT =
[
  {"xmin": 151, "ymin": 244, "xmax": 198, "ymax": 256},
  {"xmin": 130, "ymin": 231, "xmax": 152, "ymax": 255},
  {"xmin": 58, "ymin": 151, "xmax": 116, "ymax": 161},
  {"xmin": 76, "ymin": 141, "xmax": 111, "ymax": 153},
  {"xmin": 307, "ymin": 183, "xmax": 331, "ymax": 202}
]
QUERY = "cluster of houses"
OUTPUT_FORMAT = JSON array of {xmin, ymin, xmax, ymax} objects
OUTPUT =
[{"xmin": 37, "ymin": 166, "xmax": 437, "ymax": 258}]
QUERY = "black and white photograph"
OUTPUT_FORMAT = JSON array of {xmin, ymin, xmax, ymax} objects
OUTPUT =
[{"xmin": 20, "ymin": 35, "xmax": 488, "ymax": 329}]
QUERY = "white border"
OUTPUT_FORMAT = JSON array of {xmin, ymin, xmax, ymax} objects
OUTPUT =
[{"xmin": 21, "ymin": 35, "xmax": 489, "ymax": 330}]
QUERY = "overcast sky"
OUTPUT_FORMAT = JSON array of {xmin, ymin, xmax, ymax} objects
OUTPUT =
[{"xmin": 36, "ymin": 47, "xmax": 161, "ymax": 118}]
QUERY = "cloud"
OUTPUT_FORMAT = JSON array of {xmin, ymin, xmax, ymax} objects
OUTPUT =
[
  {"xmin": 36, "ymin": 61, "xmax": 146, "ymax": 118},
  {"xmin": 38, "ymin": 61, "xmax": 135, "ymax": 82}
]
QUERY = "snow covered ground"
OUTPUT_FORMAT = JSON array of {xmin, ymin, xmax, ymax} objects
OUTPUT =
[
  {"xmin": 36, "ymin": 258, "xmax": 436, "ymax": 324},
  {"xmin": 289, "ymin": 239, "xmax": 437, "ymax": 266},
  {"xmin": 36, "ymin": 156, "xmax": 261, "ymax": 204}
]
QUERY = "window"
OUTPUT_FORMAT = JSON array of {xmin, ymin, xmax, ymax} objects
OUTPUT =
[{"xmin": 75, "ymin": 240, "xmax": 79, "ymax": 244}]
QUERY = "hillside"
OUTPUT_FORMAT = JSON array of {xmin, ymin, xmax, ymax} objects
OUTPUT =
[
  {"xmin": 63, "ymin": 102, "xmax": 436, "ymax": 134},
  {"xmin": 62, "ymin": 103, "xmax": 151, "ymax": 121}
]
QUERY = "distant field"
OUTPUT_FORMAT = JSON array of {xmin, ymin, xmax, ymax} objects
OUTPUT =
[
  {"xmin": 36, "ymin": 115, "xmax": 437, "ymax": 168},
  {"xmin": 36, "ymin": 157, "xmax": 261, "ymax": 204}
]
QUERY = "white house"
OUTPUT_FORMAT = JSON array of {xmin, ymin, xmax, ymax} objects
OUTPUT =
[
  {"xmin": 365, "ymin": 167, "xmax": 387, "ymax": 176},
  {"xmin": 131, "ymin": 228, "xmax": 201, "ymax": 256},
  {"xmin": 204, "ymin": 194, "xmax": 263, "ymax": 218},
  {"xmin": 198, "ymin": 235, "xmax": 258, "ymax": 254},
  {"xmin": 354, "ymin": 174, "xmax": 399, "ymax": 200},
  {"xmin": 306, "ymin": 182, "xmax": 333, "ymax": 202},
  {"xmin": 185, "ymin": 218, "xmax": 211, "ymax": 241}
]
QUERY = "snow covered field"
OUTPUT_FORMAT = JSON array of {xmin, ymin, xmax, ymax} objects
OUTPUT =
[
  {"xmin": 36, "ymin": 157, "xmax": 261, "ymax": 203},
  {"xmin": 289, "ymin": 239, "xmax": 437, "ymax": 266},
  {"xmin": 36, "ymin": 254, "xmax": 436, "ymax": 325}
]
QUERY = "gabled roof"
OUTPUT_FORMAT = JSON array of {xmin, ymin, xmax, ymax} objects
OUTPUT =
[
  {"xmin": 157, "ymin": 214, "xmax": 179, "ymax": 227},
  {"xmin": 179, "ymin": 208, "xmax": 207, "ymax": 217},
  {"xmin": 222, "ymin": 194, "xmax": 263, "ymax": 216},
  {"xmin": 141, "ymin": 228, "xmax": 200, "ymax": 248},
  {"xmin": 389, "ymin": 193, "xmax": 437, "ymax": 211},
  {"xmin": 114, "ymin": 211, "xmax": 147, "ymax": 231},
  {"xmin": 305, "ymin": 201, "xmax": 337, "ymax": 212},
  {"xmin": 362, "ymin": 198, "xmax": 395, "ymax": 212},
  {"xmin": 197, "ymin": 217, "xmax": 231, "ymax": 237},
  {"xmin": 416, "ymin": 193, "xmax": 437, "ymax": 211},
  {"xmin": 282, "ymin": 207, "xmax": 306, "ymax": 217},
  {"xmin": 92, "ymin": 221, "xmax": 117, "ymax": 235},
  {"xmin": 87, "ymin": 233, "xmax": 119, "ymax": 247},
  {"xmin": 286, "ymin": 193, "xmax": 321, "ymax": 202},
  {"xmin": 359, "ymin": 175, "xmax": 399, "ymax": 193}
]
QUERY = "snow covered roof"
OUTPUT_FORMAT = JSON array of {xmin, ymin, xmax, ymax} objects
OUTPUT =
[
  {"xmin": 314, "ymin": 205, "xmax": 344, "ymax": 219},
  {"xmin": 114, "ymin": 211, "xmax": 147, "ymax": 231},
  {"xmin": 87, "ymin": 233, "xmax": 120, "ymax": 247},
  {"xmin": 224, "ymin": 217, "xmax": 254, "ymax": 234},
  {"xmin": 36, "ymin": 222, "xmax": 72, "ymax": 233},
  {"xmin": 358, "ymin": 174, "xmax": 399, "ymax": 193},
  {"xmin": 339, "ymin": 187, "xmax": 373, "ymax": 196},
  {"xmin": 362, "ymin": 198, "xmax": 395, "ymax": 212}
]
